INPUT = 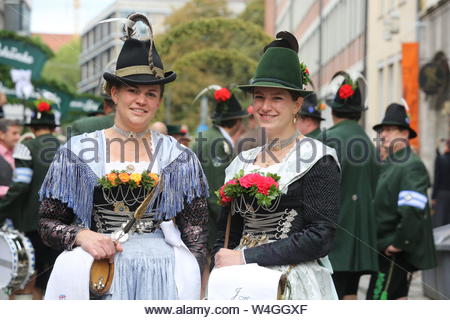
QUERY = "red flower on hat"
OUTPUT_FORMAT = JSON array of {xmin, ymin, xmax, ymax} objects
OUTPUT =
[
  {"xmin": 247, "ymin": 105, "xmax": 254, "ymax": 114},
  {"xmin": 37, "ymin": 101, "xmax": 51, "ymax": 112},
  {"xmin": 305, "ymin": 68, "xmax": 310, "ymax": 75},
  {"xmin": 338, "ymin": 84, "xmax": 354, "ymax": 99},
  {"xmin": 214, "ymin": 88, "xmax": 231, "ymax": 102}
]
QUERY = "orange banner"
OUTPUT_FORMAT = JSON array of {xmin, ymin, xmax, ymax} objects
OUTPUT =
[{"xmin": 401, "ymin": 43, "xmax": 420, "ymax": 149}]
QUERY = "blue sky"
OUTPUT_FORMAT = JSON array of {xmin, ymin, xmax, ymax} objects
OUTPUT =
[{"xmin": 31, "ymin": 0, "xmax": 115, "ymax": 34}]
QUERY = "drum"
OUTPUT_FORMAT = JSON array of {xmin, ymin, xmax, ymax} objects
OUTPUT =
[{"xmin": 0, "ymin": 224, "xmax": 35, "ymax": 293}]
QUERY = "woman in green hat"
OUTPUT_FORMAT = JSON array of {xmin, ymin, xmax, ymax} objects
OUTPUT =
[{"xmin": 211, "ymin": 32, "xmax": 341, "ymax": 299}]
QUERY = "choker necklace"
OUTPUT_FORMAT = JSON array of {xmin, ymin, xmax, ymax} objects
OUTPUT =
[
  {"xmin": 266, "ymin": 131, "xmax": 300, "ymax": 151},
  {"xmin": 112, "ymin": 125, "xmax": 150, "ymax": 139}
]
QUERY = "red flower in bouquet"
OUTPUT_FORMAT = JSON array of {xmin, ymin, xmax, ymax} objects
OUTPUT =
[
  {"xmin": 219, "ymin": 185, "xmax": 232, "ymax": 204},
  {"xmin": 338, "ymin": 84, "xmax": 354, "ymax": 99},
  {"xmin": 214, "ymin": 88, "xmax": 231, "ymax": 102},
  {"xmin": 37, "ymin": 101, "xmax": 51, "ymax": 112}
]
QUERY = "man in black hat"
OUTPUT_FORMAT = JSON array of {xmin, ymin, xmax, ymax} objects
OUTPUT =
[
  {"xmin": 0, "ymin": 100, "xmax": 61, "ymax": 299},
  {"xmin": 367, "ymin": 103, "xmax": 436, "ymax": 300},
  {"xmin": 321, "ymin": 73, "xmax": 379, "ymax": 299},
  {"xmin": 192, "ymin": 87, "xmax": 248, "ymax": 250},
  {"xmin": 296, "ymin": 93, "xmax": 324, "ymax": 139},
  {"xmin": 167, "ymin": 124, "xmax": 191, "ymax": 147}
]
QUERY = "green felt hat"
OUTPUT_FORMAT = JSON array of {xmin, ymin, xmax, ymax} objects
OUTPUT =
[{"xmin": 239, "ymin": 32, "xmax": 312, "ymax": 97}]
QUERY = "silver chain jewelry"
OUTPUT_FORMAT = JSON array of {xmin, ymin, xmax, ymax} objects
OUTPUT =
[{"xmin": 112, "ymin": 125, "xmax": 150, "ymax": 139}]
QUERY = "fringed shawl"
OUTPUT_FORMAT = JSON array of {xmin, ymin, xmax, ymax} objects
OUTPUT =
[{"xmin": 39, "ymin": 130, "xmax": 208, "ymax": 227}]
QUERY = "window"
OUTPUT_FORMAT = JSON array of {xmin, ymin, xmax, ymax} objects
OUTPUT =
[
  {"xmin": 378, "ymin": 67, "xmax": 384, "ymax": 120},
  {"xmin": 387, "ymin": 63, "xmax": 394, "ymax": 103}
]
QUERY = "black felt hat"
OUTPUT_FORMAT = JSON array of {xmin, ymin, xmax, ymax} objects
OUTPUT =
[
  {"xmin": 373, "ymin": 103, "xmax": 417, "ymax": 139},
  {"xmin": 298, "ymin": 93, "xmax": 325, "ymax": 121},
  {"xmin": 210, "ymin": 88, "xmax": 248, "ymax": 123},
  {"xmin": 26, "ymin": 100, "xmax": 58, "ymax": 127},
  {"xmin": 103, "ymin": 13, "xmax": 176, "ymax": 86},
  {"xmin": 328, "ymin": 71, "xmax": 366, "ymax": 113}
]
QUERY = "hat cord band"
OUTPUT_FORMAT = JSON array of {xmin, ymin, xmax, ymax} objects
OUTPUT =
[
  {"xmin": 251, "ymin": 77, "xmax": 302, "ymax": 90},
  {"xmin": 115, "ymin": 65, "xmax": 164, "ymax": 78}
]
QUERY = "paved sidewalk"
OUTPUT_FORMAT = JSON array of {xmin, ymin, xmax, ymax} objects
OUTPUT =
[{"xmin": 358, "ymin": 272, "xmax": 430, "ymax": 300}]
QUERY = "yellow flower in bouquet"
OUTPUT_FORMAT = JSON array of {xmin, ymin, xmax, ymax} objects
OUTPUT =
[{"xmin": 130, "ymin": 173, "xmax": 142, "ymax": 185}]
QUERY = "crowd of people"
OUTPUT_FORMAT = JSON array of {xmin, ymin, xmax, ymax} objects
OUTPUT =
[{"xmin": 0, "ymin": 13, "xmax": 448, "ymax": 301}]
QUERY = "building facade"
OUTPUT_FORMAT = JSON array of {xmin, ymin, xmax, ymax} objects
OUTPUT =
[
  {"xmin": 0, "ymin": 0, "xmax": 32, "ymax": 35},
  {"xmin": 265, "ymin": 0, "xmax": 367, "ymax": 127},
  {"xmin": 366, "ymin": 0, "xmax": 418, "ymax": 140},
  {"xmin": 78, "ymin": 0, "xmax": 248, "ymax": 94},
  {"xmin": 417, "ymin": 0, "xmax": 450, "ymax": 173}
]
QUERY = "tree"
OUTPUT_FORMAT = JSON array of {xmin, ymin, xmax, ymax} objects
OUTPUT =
[
  {"xmin": 41, "ymin": 37, "xmax": 81, "ymax": 92},
  {"xmin": 238, "ymin": 0, "xmax": 265, "ymax": 27},
  {"xmin": 164, "ymin": 0, "xmax": 230, "ymax": 29},
  {"xmin": 156, "ymin": 1, "xmax": 272, "ymax": 129}
]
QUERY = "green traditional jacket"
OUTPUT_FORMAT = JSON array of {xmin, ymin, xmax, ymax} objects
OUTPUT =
[
  {"xmin": 305, "ymin": 127, "xmax": 321, "ymax": 139},
  {"xmin": 321, "ymin": 119, "xmax": 380, "ymax": 272},
  {"xmin": 192, "ymin": 126, "xmax": 235, "ymax": 249},
  {"xmin": 70, "ymin": 113, "xmax": 115, "ymax": 136},
  {"xmin": 0, "ymin": 134, "xmax": 61, "ymax": 232},
  {"xmin": 375, "ymin": 147, "xmax": 437, "ymax": 270}
]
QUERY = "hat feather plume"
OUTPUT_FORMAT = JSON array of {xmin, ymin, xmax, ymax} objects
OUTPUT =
[
  {"xmin": 193, "ymin": 85, "xmax": 222, "ymax": 103},
  {"xmin": 263, "ymin": 31, "xmax": 299, "ymax": 53}
]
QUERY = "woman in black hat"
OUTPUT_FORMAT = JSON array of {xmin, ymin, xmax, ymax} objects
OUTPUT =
[
  {"xmin": 211, "ymin": 32, "xmax": 340, "ymax": 299},
  {"xmin": 38, "ymin": 14, "xmax": 208, "ymax": 300}
]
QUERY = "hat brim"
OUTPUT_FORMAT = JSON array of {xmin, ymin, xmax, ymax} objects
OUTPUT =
[
  {"xmin": 25, "ymin": 122, "xmax": 59, "ymax": 127},
  {"xmin": 329, "ymin": 100, "xmax": 367, "ymax": 112},
  {"xmin": 211, "ymin": 110, "xmax": 249, "ymax": 121},
  {"xmin": 299, "ymin": 112, "xmax": 325, "ymax": 121},
  {"xmin": 373, "ymin": 121, "xmax": 417, "ymax": 139},
  {"xmin": 103, "ymin": 71, "xmax": 176, "ymax": 86},
  {"xmin": 238, "ymin": 82, "xmax": 313, "ymax": 98},
  {"xmin": 212, "ymin": 110, "xmax": 248, "ymax": 122}
]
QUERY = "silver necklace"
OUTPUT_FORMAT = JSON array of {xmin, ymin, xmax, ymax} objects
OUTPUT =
[
  {"xmin": 112, "ymin": 125, "xmax": 150, "ymax": 139},
  {"xmin": 266, "ymin": 131, "xmax": 300, "ymax": 151}
]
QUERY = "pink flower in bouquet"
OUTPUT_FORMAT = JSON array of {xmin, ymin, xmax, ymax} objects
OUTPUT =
[
  {"xmin": 257, "ymin": 176, "xmax": 279, "ymax": 195},
  {"xmin": 239, "ymin": 173, "xmax": 265, "ymax": 189}
]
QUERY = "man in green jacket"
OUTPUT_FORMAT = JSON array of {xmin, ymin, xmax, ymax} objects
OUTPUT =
[
  {"xmin": 367, "ymin": 103, "xmax": 436, "ymax": 300},
  {"xmin": 296, "ymin": 93, "xmax": 324, "ymax": 139},
  {"xmin": 69, "ymin": 98, "xmax": 115, "ymax": 137},
  {"xmin": 321, "ymin": 72, "xmax": 379, "ymax": 299},
  {"xmin": 192, "ymin": 87, "xmax": 248, "ymax": 249},
  {"xmin": 0, "ymin": 101, "xmax": 61, "ymax": 299}
]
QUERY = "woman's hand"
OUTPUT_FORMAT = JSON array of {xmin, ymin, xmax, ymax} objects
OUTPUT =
[
  {"xmin": 75, "ymin": 229, "xmax": 123, "ymax": 262},
  {"xmin": 214, "ymin": 248, "xmax": 244, "ymax": 268}
]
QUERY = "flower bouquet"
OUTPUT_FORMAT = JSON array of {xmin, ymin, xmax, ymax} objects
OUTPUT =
[
  {"xmin": 216, "ymin": 170, "xmax": 281, "ymax": 207},
  {"xmin": 98, "ymin": 171, "xmax": 159, "ymax": 190}
]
